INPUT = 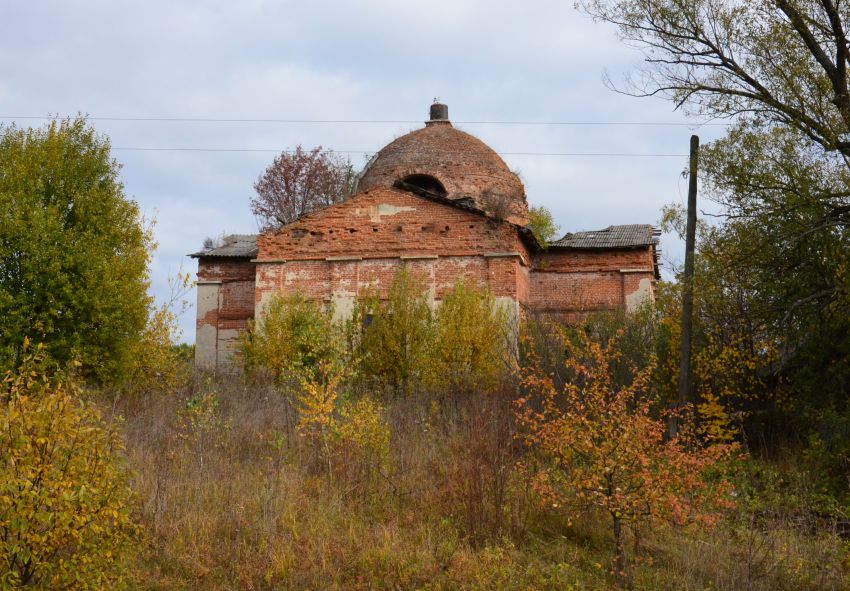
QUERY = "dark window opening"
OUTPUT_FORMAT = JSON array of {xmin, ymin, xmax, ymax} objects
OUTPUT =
[{"xmin": 400, "ymin": 174, "xmax": 446, "ymax": 196}]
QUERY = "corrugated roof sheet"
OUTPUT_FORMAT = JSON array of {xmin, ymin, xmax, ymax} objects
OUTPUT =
[
  {"xmin": 551, "ymin": 224, "xmax": 658, "ymax": 249},
  {"xmin": 189, "ymin": 234, "xmax": 258, "ymax": 258}
]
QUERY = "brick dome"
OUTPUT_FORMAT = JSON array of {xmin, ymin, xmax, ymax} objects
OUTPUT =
[{"xmin": 355, "ymin": 104, "xmax": 528, "ymax": 225}]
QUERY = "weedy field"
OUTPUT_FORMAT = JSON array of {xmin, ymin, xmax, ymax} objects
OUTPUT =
[{"xmin": 108, "ymin": 372, "xmax": 848, "ymax": 591}]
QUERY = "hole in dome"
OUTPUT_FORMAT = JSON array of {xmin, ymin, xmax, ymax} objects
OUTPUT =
[{"xmin": 400, "ymin": 174, "xmax": 447, "ymax": 196}]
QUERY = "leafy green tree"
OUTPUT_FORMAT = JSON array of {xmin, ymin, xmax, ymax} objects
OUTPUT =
[
  {"xmin": 581, "ymin": 1, "xmax": 850, "ymax": 461},
  {"xmin": 0, "ymin": 117, "xmax": 151, "ymax": 381},
  {"xmin": 577, "ymin": 0, "xmax": 850, "ymax": 315},
  {"xmin": 666, "ymin": 128, "xmax": 850, "ymax": 446},
  {"xmin": 0, "ymin": 342, "xmax": 138, "ymax": 589},
  {"xmin": 698, "ymin": 127, "xmax": 850, "ymax": 340},
  {"xmin": 527, "ymin": 205, "xmax": 560, "ymax": 247}
]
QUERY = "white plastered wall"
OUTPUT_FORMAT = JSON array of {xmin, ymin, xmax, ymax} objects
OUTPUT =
[{"xmin": 195, "ymin": 281, "xmax": 221, "ymax": 368}]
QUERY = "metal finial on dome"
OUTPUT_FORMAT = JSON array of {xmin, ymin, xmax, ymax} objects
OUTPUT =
[{"xmin": 429, "ymin": 102, "xmax": 449, "ymax": 123}]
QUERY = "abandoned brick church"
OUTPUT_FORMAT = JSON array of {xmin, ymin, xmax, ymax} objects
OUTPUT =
[{"xmin": 191, "ymin": 103, "xmax": 660, "ymax": 368}]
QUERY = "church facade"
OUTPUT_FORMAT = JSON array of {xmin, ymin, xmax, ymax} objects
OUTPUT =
[{"xmin": 191, "ymin": 104, "xmax": 659, "ymax": 368}]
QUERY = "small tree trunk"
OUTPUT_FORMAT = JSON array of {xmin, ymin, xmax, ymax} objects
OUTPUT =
[{"xmin": 612, "ymin": 515, "xmax": 630, "ymax": 588}]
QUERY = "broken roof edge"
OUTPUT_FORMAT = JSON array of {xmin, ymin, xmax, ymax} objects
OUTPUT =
[
  {"xmin": 268, "ymin": 181, "xmax": 542, "ymax": 251},
  {"xmin": 190, "ymin": 185, "xmax": 544, "ymax": 260},
  {"xmin": 189, "ymin": 234, "xmax": 259, "ymax": 259},
  {"xmin": 391, "ymin": 180, "xmax": 543, "ymax": 252}
]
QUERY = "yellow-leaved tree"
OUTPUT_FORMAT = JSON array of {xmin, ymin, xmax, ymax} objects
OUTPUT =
[
  {"xmin": 242, "ymin": 292, "xmax": 389, "ymax": 482},
  {"xmin": 0, "ymin": 341, "xmax": 137, "ymax": 589},
  {"xmin": 296, "ymin": 361, "xmax": 389, "ymax": 483}
]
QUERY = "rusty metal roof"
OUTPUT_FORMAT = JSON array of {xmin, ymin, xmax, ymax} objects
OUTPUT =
[
  {"xmin": 551, "ymin": 224, "xmax": 659, "ymax": 249},
  {"xmin": 189, "ymin": 234, "xmax": 258, "ymax": 258}
]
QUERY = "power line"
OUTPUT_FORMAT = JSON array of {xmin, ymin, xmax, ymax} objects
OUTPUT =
[
  {"xmin": 112, "ymin": 146, "xmax": 688, "ymax": 157},
  {"xmin": 0, "ymin": 115, "xmax": 729, "ymax": 127}
]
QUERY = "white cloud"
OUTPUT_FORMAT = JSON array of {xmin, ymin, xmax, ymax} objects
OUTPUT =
[{"xmin": 0, "ymin": 0, "xmax": 726, "ymax": 342}]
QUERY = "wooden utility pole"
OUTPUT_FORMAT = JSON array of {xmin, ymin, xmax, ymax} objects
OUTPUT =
[{"xmin": 671, "ymin": 135, "xmax": 699, "ymax": 439}]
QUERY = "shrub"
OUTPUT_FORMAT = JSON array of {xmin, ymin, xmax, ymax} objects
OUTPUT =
[
  {"xmin": 334, "ymin": 394, "xmax": 391, "ymax": 481},
  {"xmin": 121, "ymin": 269, "xmax": 193, "ymax": 399},
  {"xmin": 432, "ymin": 280, "xmax": 509, "ymax": 392},
  {"xmin": 121, "ymin": 304, "xmax": 189, "ymax": 400},
  {"xmin": 527, "ymin": 205, "xmax": 560, "ymax": 247},
  {"xmin": 295, "ymin": 360, "xmax": 389, "ymax": 482},
  {"xmin": 242, "ymin": 293, "xmax": 343, "ymax": 384},
  {"xmin": 0, "ymin": 342, "xmax": 137, "ymax": 589},
  {"xmin": 355, "ymin": 271, "xmax": 513, "ymax": 395}
]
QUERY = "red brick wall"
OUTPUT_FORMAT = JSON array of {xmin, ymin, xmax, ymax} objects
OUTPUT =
[
  {"xmin": 257, "ymin": 187, "xmax": 523, "ymax": 260},
  {"xmin": 253, "ymin": 188, "xmax": 656, "ymax": 317},
  {"xmin": 255, "ymin": 188, "xmax": 530, "ymax": 312},
  {"xmin": 255, "ymin": 256, "xmax": 526, "ymax": 311},
  {"xmin": 535, "ymin": 248, "xmax": 654, "ymax": 273},
  {"xmin": 193, "ymin": 188, "xmax": 660, "ymax": 368},
  {"xmin": 197, "ymin": 259, "xmax": 255, "ymax": 283},
  {"xmin": 531, "ymin": 270, "xmax": 624, "ymax": 311},
  {"xmin": 529, "ymin": 248, "xmax": 656, "ymax": 313}
]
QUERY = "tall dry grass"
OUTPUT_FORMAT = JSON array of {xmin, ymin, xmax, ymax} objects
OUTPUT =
[{"xmin": 103, "ymin": 372, "xmax": 849, "ymax": 590}]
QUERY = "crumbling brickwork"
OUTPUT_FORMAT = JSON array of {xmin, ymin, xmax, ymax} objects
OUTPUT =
[
  {"xmin": 195, "ymin": 259, "xmax": 256, "ymax": 368},
  {"xmin": 254, "ymin": 187, "xmax": 530, "ymax": 321},
  {"xmin": 355, "ymin": 118, "xmax": 528, "ymax": 225}
]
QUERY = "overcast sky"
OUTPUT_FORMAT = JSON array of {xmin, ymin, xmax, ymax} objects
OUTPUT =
[{"xmin": 1, "ymin": 0, "xmax": 726, "ymax": 343}]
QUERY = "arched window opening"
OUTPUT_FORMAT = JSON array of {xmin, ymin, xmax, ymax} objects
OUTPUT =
[{"xmin": 400, "ymin": 174, "xmax": 446, "ymax": 196}]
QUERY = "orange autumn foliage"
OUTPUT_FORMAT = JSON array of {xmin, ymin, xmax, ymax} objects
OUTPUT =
[{"xmin": 515, "ymin": 327, "xmax": 740, "ymax": 582}]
